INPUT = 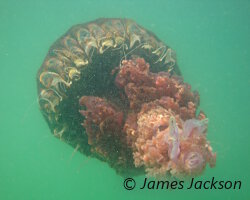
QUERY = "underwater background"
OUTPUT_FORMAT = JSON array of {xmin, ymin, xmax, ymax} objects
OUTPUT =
[{"xmin": 0, "ymin": 0, "xmax": 249, "ymax": 199}]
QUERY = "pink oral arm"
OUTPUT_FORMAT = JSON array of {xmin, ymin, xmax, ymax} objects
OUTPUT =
[
  {"xmin": 182, "ymin": 118, "xmax": 209, "ymax": 138},
  {"xmin": 168, "ymin": 116, "xmax": 180, "ymax": 160}
]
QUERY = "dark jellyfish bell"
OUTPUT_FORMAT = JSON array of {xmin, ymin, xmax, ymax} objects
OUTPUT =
[
  {"xmin": 37, "ymin": 18, "xmax": 179, "ymax": 145},
  {"xmin": 36, "ymin": 18, "xmax": 215, "ymax": 177}
]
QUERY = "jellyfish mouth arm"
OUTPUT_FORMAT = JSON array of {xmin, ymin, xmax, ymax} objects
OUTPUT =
[
  {"xmin": 79, "ymin": 96, "xmax": 124, "ymax": 132},
  {"xmin": 164, "ymin": 116, "xmax": 180, "ymax": 160},
  {"xmin": 184, "ymin": 152, "xmax": 205, "ymax": 171},
  {"xmin": 168, "ymin": 138, "xmax": 180, "ymax": 160},
  {"xmin": 169, "ymin": 116, "xmax": 179, "ymax": 138},
  {"xmin": 182, "ymin": 118, "xmax": 209, "ymax": 139}
]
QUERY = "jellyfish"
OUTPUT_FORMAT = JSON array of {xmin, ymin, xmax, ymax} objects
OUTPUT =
[{"xmin": 37, "ymin": 18, "xmax": 216, "ymax": 177}]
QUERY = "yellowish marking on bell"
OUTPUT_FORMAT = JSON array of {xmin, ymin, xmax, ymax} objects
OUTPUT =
[
  {"xmin": 60, "ymin": 49, "xmax": 75, "ymax": 59},
  {"xmin": 114, "ymin": 36, "xmax": 125, "ymax": 47},
  {"xmin": 129, "ymin": 34, "xmax": 141, "ymax": 48},
  {"xmin": 39, "ymin": 89, "xmax": 60, "ymax": 113},
  {"xmin": 105, "ymin": 32, "xmax": 113, "ymax": 38},
  {"xmin": 63, "ymin": 36, "xmax": 77, "ymax": 50},
  {"xmin": 152, "ymin": 45, "xmax": 166, "ymax": 56},
  {"xmin": 40, "ymin": 72, "xmax": 54, "ymax": 87},
  {"xmin": 46, "ymin": 57, "xmax": 63, "ymax": 68},
  {"xmin": 53, "ymin": 125, "xmax": 67, "ymax": 140},
  {"xmin": 84, "ymin": 39, "xmax": 98, "ymax": 56},
  {"xmin": 164, "ymin": 48, "xmax": 176, "ymax": 66},
  {"xmin": 142, "ymin": 44, "xmax": 153, "ymax": 50},
  {"xmin": 99, "ymin": 39, "xmax": 114, "ymax": 54},
  {"xmin": 68, "ymin": 68, "xmax": 81, "ymax": 80},
  {"xmin": 39, "ymin": 71, "xmax": 71, "ymax": 88},
  {"xmin": 74, "ymin": 58, "xmax": 88, "ymax": 67}
]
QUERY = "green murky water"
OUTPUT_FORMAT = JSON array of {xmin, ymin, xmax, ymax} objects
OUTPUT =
[{"xmin": 0, "ymin": 0, "xmax": 249, "ymax": 199}]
